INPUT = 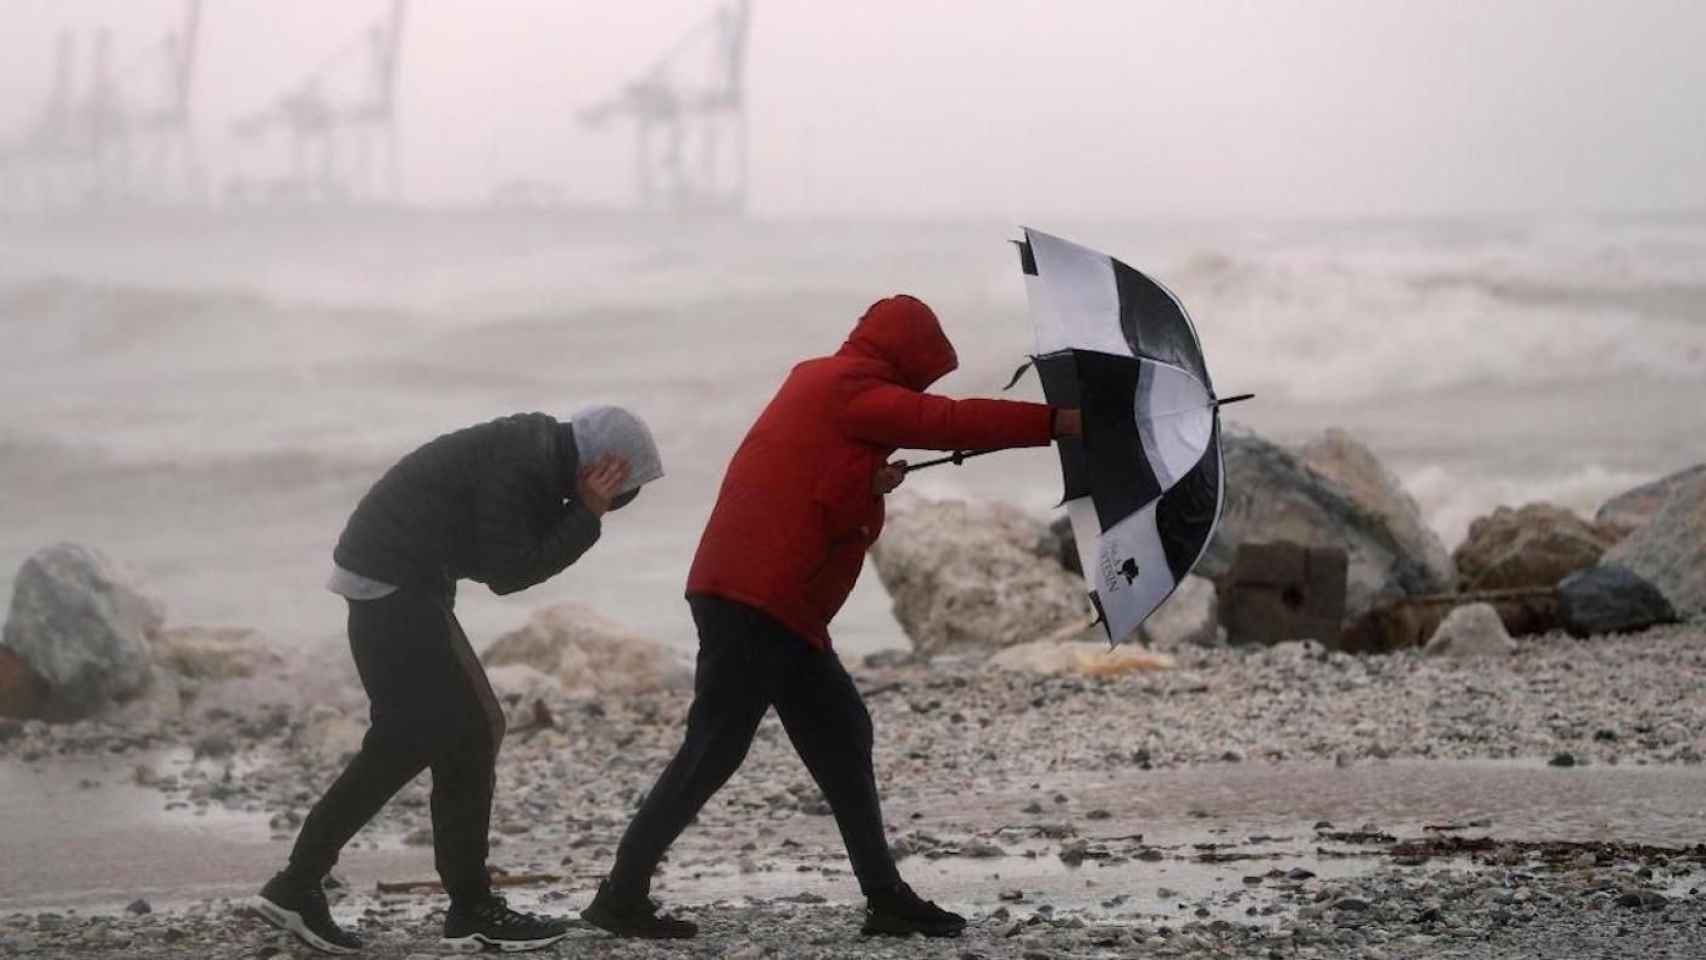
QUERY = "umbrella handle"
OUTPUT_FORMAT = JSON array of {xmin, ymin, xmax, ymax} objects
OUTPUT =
[{"xmin": 900, "ymin": 448, "xmax": 1002, "ymax": 474}]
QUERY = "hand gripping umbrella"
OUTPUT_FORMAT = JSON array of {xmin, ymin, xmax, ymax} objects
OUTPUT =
[{"xmin": 907, "ymin": 228, "xmax": 1250, "ymax": 645}]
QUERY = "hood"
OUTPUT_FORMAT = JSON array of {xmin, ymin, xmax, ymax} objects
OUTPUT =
[
  {"xmin": 567, "ymin": 405, "xmax": 665, "ymax": 495},
  {"xmin": 837, "ymin": 295, "xmax": 959, "ymax": 391}
]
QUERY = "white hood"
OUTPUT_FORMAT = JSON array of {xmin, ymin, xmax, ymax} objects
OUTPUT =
[{"xmin": 570, "ymin": 405, "xmax": 664, "ymax": 495}]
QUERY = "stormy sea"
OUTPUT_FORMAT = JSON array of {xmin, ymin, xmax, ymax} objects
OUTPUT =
[{"xmin": 2, "ymin": 210, "xmax": 1702, "ymax": 662}]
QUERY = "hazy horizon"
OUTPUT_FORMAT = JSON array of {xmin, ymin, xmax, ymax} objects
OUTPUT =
[{"xmin": 3, "ymin": 0, "xmax": 1703, "ymax": 220}]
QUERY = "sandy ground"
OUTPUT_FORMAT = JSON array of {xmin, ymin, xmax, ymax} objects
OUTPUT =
[{"xmin": 2, "ymin": 624, "xmax": 1705, "ymax": 957}]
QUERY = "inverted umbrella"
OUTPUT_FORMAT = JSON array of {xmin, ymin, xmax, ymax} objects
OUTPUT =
[{"xmin": 908, "ymin": 228, "xmax": 1250, "ymax": 645}]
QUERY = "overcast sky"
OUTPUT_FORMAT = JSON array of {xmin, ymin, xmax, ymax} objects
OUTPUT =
[{"xmin": 2, "ymin": 0, "xmax": 1702, "ymax": 218}]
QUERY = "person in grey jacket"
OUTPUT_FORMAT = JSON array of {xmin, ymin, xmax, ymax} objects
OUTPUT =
[{"xmin": 255, "ymin": 407, "xmax": 662, "ymax": 955}]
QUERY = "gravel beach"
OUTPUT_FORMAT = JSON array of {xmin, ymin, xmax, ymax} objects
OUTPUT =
[{"xmin": 3, "ymin": 623, "xmax": 1704, "ymax": 958}]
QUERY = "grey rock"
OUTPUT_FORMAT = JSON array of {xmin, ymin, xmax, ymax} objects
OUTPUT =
[
  {"xmin": 1604, "ymin": 471, "xmax": 1706, "ymax": 619},
  {"xmin": 192, "ymin": 733, "xmax": 235, "ymax": 760},
  {"xmin": 1422, "ymin": 603, "xmax": 1515, "ymax": 658},
  {"xmin": 1138, "ymin": 575, "xmax": 1223, "ymax": 649},
  {"xmin": 482, "ymin": 603, "xmax": 690, "ymax": 695},
  {"xmin": 1, "ymin": 543, "xmax": 162, "ymax": 721},
  {"xmin": 1596, "ymin": 464, "xmax": 1706, "ymax": 536},
  {"xmin": 1557, "ymin": 564, "xmax": 1675, "ymax": 637},
  {"xmin": 1058, "ymin": 839, "xmax": 1089, "ymax": 866},
  {"xmin": 871, "ymin": 494, "xmax": 1092, "ymax": 656},
  {"xmin": 1204, "ymin": 427, "xmax": 1451, "ymax": 620},
  {"xmin": 151, "ymin": 626, "xmax": 282, "ymax": 681},
  {"xmin": 1299, "ymin": 428, "xmax": 1456, "ymax": 589},
  {"xmin": 1615, "ymin": 891, "xmax": 1667, "ymax": 910},
  {"xmin": 1043, "ymin": 515, "xmax": 1079, "ymax": 575}
]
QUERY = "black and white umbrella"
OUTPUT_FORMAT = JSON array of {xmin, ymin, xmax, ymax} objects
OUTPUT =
[{"xmin": 910, "ymin": 228, "xmax": 1248, "ymax": 645}]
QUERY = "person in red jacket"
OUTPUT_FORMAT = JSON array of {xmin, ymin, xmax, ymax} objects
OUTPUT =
[{"xmin": 581, "ymin": 294, "xmax": 1081, "ymax": 941}]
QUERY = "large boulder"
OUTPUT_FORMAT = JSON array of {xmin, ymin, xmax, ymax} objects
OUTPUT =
[
  {"xmin": 1298, "ymin": 429, "xmax": 1456, "ymax": 589},
  {"xmin": 483, "ymin": 663, "xmax": 567, "ymax": 704},
  {"xmin": 1202, "ymin": 427, "xmax": 1450, "ymax": 620},
  {"xmin": 870, "ymin": 494, "xmax": 1091, "ymax": 657},
  {"xmin": 1557, "ymin": 564, "xmax": 1676, "ymax": 637},
  {"xmin": 1422, "ymin": 602, "xmax": 1516, "ymax": 659},
  {"xmin": 1138, "ymin": 575, "xmax": 1223, "ymax": 649},
  {"xmin": 1596, "ymin": 464, "xmax": 1706, "ymax": 537},
  {"xmin": 152, "ymin": 626, "xmax": 283, "ymax": 681},
  {"xmin": 481, "ymin": 604, "xmax": 690, "ymax": 696},
  {"xmin": 1604, "ymin": 471, "xmax": 1706, "ymax": 620},
  {"xmin": 292, "ymin": 704, "xmax": 366, "ymax": 762},
  {"xmin": 1452, "ymin": 503, "xmax": 1619, "ymax": 592},
  {"xmin": 1, "ymin": 543, "xmax": 163, "ymax": 721},
  {"xmin": 1042, "ymin": 515, "xmax": 1083, "ymax": 575}
]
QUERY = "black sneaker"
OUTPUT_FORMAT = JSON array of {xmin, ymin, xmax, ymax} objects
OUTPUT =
[
  {"xmin": 580, "ymin": 881, "xmax": 698, "ymax": 939},
  {"xmin": 254, "ymin": 871, "xmax": 364, "ymax": 954},
  {"xmin": 440, "ymin": 894, "xmax": 568, "ymax": 953},
  {"xmin": 861, "ymin": 881, "xmax": 966, "ymax": 938}
]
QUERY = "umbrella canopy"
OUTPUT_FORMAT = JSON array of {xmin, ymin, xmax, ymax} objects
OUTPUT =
[{"xmin": 1018, "ymin": 227, "xmax": 1240, "ymax": 645}]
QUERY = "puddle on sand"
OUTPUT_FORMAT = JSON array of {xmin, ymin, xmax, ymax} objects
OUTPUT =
[
  {"xmin": 645, "ymin": 833, "xmax": 1391, "ymax": 925},
  {"xmin": 906, "ymin": 759, "xmax": 1706, "ymax": 849},
  {"xmin": 0, "ymin": 750, "xmax": 430, "ymax": 914},
  {"xmin": 820, "ymin": 759, "xmax": 1706, "ymax": 923},
  {"xmin": 7, "ymin": 756, "xmax": 1704, "ymax": 921}
]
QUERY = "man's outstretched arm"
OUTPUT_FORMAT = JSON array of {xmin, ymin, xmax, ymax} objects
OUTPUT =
[{"xmin": 841, "ymin": 382, "xmax": 1078, "ymax": 452}]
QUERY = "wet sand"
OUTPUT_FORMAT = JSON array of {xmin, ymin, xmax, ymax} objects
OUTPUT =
[
  {"xmin": 3, "ymin": 625, "xmax": 1705, "ymax": 957},
  {"xmin": 4, "ymin": 752, "xmax": 1703, "ymax": 948}
]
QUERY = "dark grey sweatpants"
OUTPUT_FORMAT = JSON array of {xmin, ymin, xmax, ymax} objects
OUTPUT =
[{"xmin": 286, "ymin": 588, "xmax": 505, "ymax": 904}]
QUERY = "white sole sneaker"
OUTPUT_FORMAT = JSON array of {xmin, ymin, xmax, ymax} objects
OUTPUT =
[
  {"xmin": 252, "ymin": 896, "xmax": 361, "ymax": 955},
  {"xmin": 440, "ymin": 931, "xmax": 569, "ymax": 953}
]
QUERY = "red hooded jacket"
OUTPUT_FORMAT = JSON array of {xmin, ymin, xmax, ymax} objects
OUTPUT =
[{"xmin": 686, "ymin": 295, "xmax": 1056, "ymax": 649}]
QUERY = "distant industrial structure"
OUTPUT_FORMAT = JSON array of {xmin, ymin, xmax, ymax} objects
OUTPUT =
[
  {"xmin": 577, "ymin": 0, "xmax": 752, "ymax": 214},
  {"xmin": 0, "ymin": 1, "xmax": 204, "ymax": 209},
  {"xmin": 0, "ymin": 0, "xmax": 752, "ymax": 217},
  {"xmin": 226, "ymin": 0, "xmax": 407, "ymax": 206}
]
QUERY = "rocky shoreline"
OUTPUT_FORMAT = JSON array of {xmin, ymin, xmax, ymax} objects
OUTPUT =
[
  {"xmin": 3, "ymin": 441, "xmax": 1702, "ymax": 956},
  {"xmin": 4, "ymin": 622, "xmax": 1705, "ymax": 958}
]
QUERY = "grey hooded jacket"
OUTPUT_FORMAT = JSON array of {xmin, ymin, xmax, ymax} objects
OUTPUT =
[{"xmin": 331, "ymin": 410, "xmax": 661, "ymax": 599}]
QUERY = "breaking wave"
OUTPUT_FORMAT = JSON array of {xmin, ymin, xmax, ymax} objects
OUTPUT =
[{"xmin": 2, "ymin": 213, "xmax": 1701, "ymax": 654}]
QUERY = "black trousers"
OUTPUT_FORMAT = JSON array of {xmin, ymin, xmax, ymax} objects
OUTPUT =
[
  {"xmin": 607, "ymin": 595, "xmax": 902, "ymax": 897},
  {"xmin": 286, "ymin": 589, "xmax": 505, "ymax": 904}
]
